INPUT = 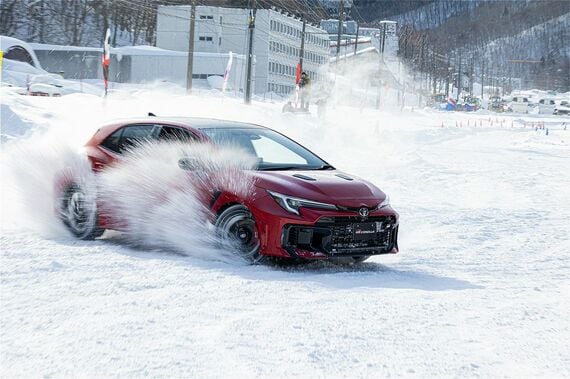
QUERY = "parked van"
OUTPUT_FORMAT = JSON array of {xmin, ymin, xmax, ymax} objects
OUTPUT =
[
  {"xmin": 537, "ymin": 98, "xmax": 556, "ymax": 114},
  {"xmin": 510, "ymin": 96, "xmax": 530, "ymax": 114}
]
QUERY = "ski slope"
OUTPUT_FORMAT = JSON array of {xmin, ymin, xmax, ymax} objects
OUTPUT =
[{"xmin": 1, "ymin": 87, "xmax": 569, "ymax": 378}]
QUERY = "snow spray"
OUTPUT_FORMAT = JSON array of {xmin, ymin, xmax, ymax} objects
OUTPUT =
[{"xmin": 96, "ymin": 141, "xmax": 257, "ymax": 262}]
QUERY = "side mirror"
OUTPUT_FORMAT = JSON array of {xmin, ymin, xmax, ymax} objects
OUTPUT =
[{"xmin": 178, "ymin": 157, "xmax": 200, "ymax": 171}]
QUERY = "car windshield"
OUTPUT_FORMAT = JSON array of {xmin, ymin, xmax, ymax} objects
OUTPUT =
[{"xmin": 200, "ymin": 127, "xmax": 331, "ymax": 171}]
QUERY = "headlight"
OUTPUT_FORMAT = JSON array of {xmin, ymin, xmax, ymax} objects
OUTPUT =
[
  {"xmin": 379, "ymin": 195, "xmax": 390, "ymax": 208},
  {"xmin": 267, "ymin": 190, "xmax": 337, "ymax": 215}
]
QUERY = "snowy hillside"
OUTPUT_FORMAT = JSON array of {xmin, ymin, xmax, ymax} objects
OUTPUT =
[{"xmin": 1, "ymin": 83, "xmax": 569, "ymax": 377}]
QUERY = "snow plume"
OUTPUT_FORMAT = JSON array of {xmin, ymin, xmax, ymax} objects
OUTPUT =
[
  {"xmin": 2, "ymin": 142, "xmax": 95, "ymax": 237},
  {"xmin": 315, "ymin": 54, "xmax": 424, "ymax": 111},
  {"xmin": 96, "ymin": 141, "xmax": 257, "ymax": 262}
]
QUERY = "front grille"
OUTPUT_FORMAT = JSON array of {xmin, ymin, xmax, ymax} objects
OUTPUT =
[{"xmin": 284, "ymin": 216, "xmax": 397, "ymax": 256}]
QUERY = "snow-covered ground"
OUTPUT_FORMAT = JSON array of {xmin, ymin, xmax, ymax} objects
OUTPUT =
[{"xmin": 1, "ymin": 85, "xmax": 569, "ymax": 378}]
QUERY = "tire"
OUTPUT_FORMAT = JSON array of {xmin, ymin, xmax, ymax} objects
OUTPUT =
[
  {"xmin": 215, "ymin": 204, "xmax": 263, "ymax": 263},
  {"xmin": 60, "ymin": 184, "xmax": 104, "ymax": 240}
]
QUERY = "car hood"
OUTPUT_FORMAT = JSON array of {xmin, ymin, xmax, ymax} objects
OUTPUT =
[{"xmin": 253, "ymin": 170, "xmax": 386, "ymax": 208}]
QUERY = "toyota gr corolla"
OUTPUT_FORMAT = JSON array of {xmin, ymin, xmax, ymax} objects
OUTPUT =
[{"xmin": 58, "ymin": 117, "xmax": 399, "ymax": 263}]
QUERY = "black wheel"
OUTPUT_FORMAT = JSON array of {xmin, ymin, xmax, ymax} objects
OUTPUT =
[
  {"xmin": 60, "ymin": 184, "xmax": 103, "ymax": 240},
  {"xmin": 215, "ymin": 204, "xmax": 262, "ymax": 263}
]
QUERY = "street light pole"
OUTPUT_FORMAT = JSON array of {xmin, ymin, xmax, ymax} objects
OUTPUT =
[
  {"xmin": 299, "ymin": 16, "xmax": 306, "ymax": 72},
  {"xmin": 244, "ymin": 0, "xmax": 256, "ymax": 104},
  {"xmin": 186, "ymin": 0, "xmax": 196, "ymax": 93},
  {"xmin": 335, "ymin": 0, "xmax": 344, "ymax": 61}
]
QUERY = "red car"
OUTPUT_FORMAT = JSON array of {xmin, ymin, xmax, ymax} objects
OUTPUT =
[{"xmin": 58, "ymin": 117, "xmax": 399, "ymax": 263}]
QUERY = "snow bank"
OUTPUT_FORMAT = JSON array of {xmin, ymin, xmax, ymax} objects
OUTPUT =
[{"xmin": 1, "ymin": 57, "xmax": 100, "ymax": 95}]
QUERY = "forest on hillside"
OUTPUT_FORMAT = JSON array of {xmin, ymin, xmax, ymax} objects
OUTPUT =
[{"xmin": 396, "ymin": 0, "xmax": 569, "ymax": 92}]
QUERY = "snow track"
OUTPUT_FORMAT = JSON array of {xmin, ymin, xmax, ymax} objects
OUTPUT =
[{"xmin": 1, "ymin": 88, "xmax": 569, "ymax": 377}]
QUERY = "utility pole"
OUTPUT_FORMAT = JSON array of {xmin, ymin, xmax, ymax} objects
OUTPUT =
[
  {"xmin": 335, "ymin": 0, "xmax": 344, "ymax": 60},
  {"xmin": 376, "ymin": 22, "xmax": 386, "ymax": 109},
  {"xmin": 456, "ymin": 48, "xmax": 462, "ymax": 102},
  {"xmin": 186, "ymin": 0, "xmax": 196, "ymax": 93},
  {"xmin": 481, "ymin": 58, "xmax": 484, "ymax": 99},
  {"xmin": 445, "ymin": 56, "xmax": 450, "ymax": 97},
  {"xmin": 299, "ymin": 16, "xmax": 306, "ymax": 72},
  {"xmin": 469, "ymin": 58, "xmax": 474, "ymax": 96},
  {"xmin": 245, "ymin": 0, "xmax": 256, "ymax": 104},
  {"xmin": 354, "ymin": 24, "xmax": 359, "ymax": 56}
]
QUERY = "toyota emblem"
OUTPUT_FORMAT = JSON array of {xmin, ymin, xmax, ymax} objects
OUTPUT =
[{"xmin": 358, "ymin": 207, "xmax": 369, "ymax": 218}]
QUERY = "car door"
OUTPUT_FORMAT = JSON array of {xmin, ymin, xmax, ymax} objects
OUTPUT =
[
  {"xmin": 155, "ymin": 125, "xmax": 216, "ymax": 206},
  {"xmin": 93, "ymin": 124, "xmax": 160, "ymax": 171}
]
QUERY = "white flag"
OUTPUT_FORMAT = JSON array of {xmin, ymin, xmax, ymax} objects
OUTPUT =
[{"xmin": 223, "ymin": 51, "xmax": 233, "ymax": 92}]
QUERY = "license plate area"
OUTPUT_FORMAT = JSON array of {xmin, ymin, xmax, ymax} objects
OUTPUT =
[{"xmin": 353, "ymin": 222, "xmax": 377, "ymax": 241}]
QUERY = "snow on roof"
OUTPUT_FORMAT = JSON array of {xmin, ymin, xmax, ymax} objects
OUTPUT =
[
  {"xmin": 27, "ymin": 42, "xmax": 245, "ymax": 59},
  {"xmin": 330, "ymin": 46, "xmax": 377, "ymax": 62},
  {"xmin": 29, "ymin": 43, "xmax": 102, "ymax": 52},
  {"xmin": 114, "ymin": 45, "xmax": 245, "ymax": 59},
  {"xmin": 0, "ymin": 35, "xmax": 42, "ymax": 69}
]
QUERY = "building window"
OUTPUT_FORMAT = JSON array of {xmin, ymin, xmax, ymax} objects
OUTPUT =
[
  {"xmin": 199, "ymin": 36, "xmax": 213, "ymax": 42},
  {"xmin": 200, "ymin": 15, "xmax": 213, "ymax": 20}
]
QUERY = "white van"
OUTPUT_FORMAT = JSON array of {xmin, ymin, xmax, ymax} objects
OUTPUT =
[
  {"xmin": 510, "ymin": 96, "xmax": 530, "ymax": 114},
  {"xmin": 537, "ymin": 98, "xmax": 556, "ymax": 114}
]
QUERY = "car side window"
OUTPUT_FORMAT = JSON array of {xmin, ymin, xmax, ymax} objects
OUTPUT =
[
  {"xmin": 158, "ymin": 126, "xmax": 197, "ymax": 143},
  {"xmin": 101, "ymin": 124, "xmax": 159, "ymax": 154},
  {"xmin": 101, "ymin": 128, "xmax": 124, "ymax": 153},
  {"xmin": 119, "ymin": 124, "xmax": 160, "ymax": 152}
]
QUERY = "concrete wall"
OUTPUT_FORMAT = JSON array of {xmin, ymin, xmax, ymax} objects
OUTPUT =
[{"xmin": 127, "ymin": 52, "xmax": 248, "ymax": 92}]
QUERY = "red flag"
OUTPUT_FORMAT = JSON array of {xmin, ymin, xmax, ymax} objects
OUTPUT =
[
  {"xmin": 102, "ymin": 28, "xmax": 111, "ymax": 96},
  {"xmin": 295, "ymin": 63, "xmax": 302, "ymax": 85}
]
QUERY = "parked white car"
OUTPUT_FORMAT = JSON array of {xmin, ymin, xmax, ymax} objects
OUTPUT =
[
  {"xmin": 510, "ymin": 96, "xmax": 530, "ymax": 114},
  {"xmin": 537, "ymin": 98, "xmax": 556, "ymax": 114},
  {"xmin": 554, "ymin": 101, "xmax": 570, "ymax": 116}
]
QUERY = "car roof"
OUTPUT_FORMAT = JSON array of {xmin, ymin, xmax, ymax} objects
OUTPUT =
[
  {"xmin": 88, "ymin": 117, "xmax": 266, "ymax": 147},
  {"xmin": 150, "ymin": 116, "xmax": 264, "ymax": 130}
]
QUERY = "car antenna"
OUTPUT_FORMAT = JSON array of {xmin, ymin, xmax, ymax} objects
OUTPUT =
[{"xmin": 148, "ymin": 112, "xmax": 157, "ymax": 117}]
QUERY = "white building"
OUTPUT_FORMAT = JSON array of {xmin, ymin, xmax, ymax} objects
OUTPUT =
[
  {"xmin": 156, "ymin": 5, "xmax": 330, "ymax": 96},
  {"xmin": 358, "ymin": 27, "xmax": 380, "ymax": 38},
  {"xmin": 319, "ymin": 19, "xmax": 358, "ymax": 35}
]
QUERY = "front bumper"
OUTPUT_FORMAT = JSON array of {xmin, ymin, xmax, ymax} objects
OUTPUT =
[
  {"xmin": 283, "ymin": 216, "xmax": 398, "ymax": 258},
  {"xmin": 250, "ymin": 194, "xmax": 399, "ymax": 260}
]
